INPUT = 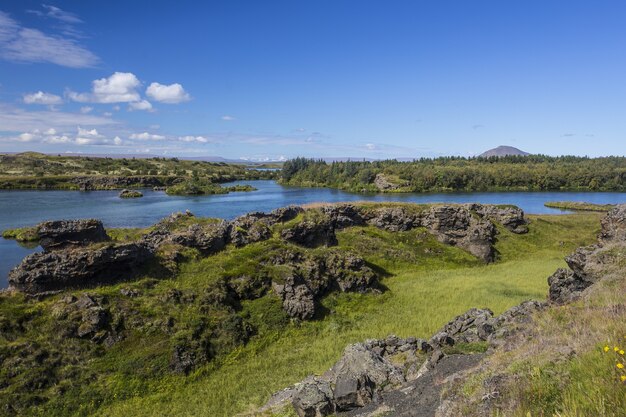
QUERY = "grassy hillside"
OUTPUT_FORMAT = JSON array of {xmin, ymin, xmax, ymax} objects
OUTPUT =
[
  {"xmin": 0, "ymin": 152, "xmax": 274, "ymax": 190},
  {"xmin": 91, "ymin": 213, "xmax": 599, "ymax": 417},
  {"xmin": 0, "ymin": 208, "xmax": 603, "ymax": 416}
]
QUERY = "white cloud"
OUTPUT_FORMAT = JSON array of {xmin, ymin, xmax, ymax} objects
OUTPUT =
[
  {"xmin": 221, "ymin": 115, "xmax": 236, "ymax": 121},
  {"xmin": 80, "ymin": 106, "xmax": 93, "ymax": 114},
  {"xmin": 179, "ymin": 135, "xmax": 209, "ymax": 143},
  {"xmin": 128, "ymin": 100, "xmax": 153, "ymax": 111},
  {"xmin": 18, "ymin": 132, "xmax": 36, "ymax": 142},
  {"xmin": 112, "ymin": 105, "xmax": 120, "ymax": 111},
  {"xmin": 0, "ymin": 11, "xmax": 98, "ymax": 68},
  {"xmin": 365, "ymin": 143, "xmax": 376, "ymax": 150},
  {"xmin": 41, "ymin": 5, "xmax": 83, "ymax": 24},
  {"xmin": 23, "ymin": 91, "xmax": 63, "ymax": 105},
  {"xmin": 77, "ymin": 127, "xmax": 100, "ymax": 137},
  {"xmin": 146, "ymin": 82, "xmax": 190, "ymax": 103},
  {"xmin": 113, "ymin": 136, "xmax": 123, "ymax": 145},
  {"xmin": 103, "ymin": 112, "xmax": 113, "ymax": 117},
  {"xmin": 44, "ymin": 128, "xmax": 56, "ymax": 135},
  {"xmin": 68, "ymin": 72, "xmax": 141, "ymax": 103},
  {"xmin": 45, "ymin": 135, "xmax": 71, "ymax": 144},
  {"xmin": 0, "ymin": 103, "xmax": 118, "ymax": 132},
  {"xmin": 129, "ymin": 132, "xmax": 166, "ymax": 141}
]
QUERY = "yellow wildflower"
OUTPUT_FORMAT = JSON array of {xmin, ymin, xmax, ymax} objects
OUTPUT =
[
  {"xmin": 621, "ymin": 350, "xmax": 625, "ymax": 355},
  {"xmin": 604, "ymin": 346, "xmax": 610, "ymax": 352},
  {"xmin": 622, "ymin": 375, "xmax": 626, "ymax": 382},
  {"xmin": 617, "ymin": 363, "xmax": 624, "ymax": 369},
  {"xmin": 615, "ymin": 347, "xmax": 620, "ymax": 352}
]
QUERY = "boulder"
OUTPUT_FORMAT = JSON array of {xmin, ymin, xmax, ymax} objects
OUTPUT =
[
  {"xmin": 431, "ymin": 308, "xmax": 496, "ymax": 345},
  {"xmin": 118, "ymin": 189, "xmax": 143, "ymax": 198},
  {"xmin": 548, "ymin": 268, "xmax": 593, "ymax": 304},
  {"xmin": 272, "ymin": 277, "xmax": 316, "ymax": 320},
  {"xmin": 8, "ymin": 243, "xmax": 153, "ymax": 294},
  {"xmin": 37, "ymin": 219, "xmax": 109, "ymax": 251},
  {"xmin": 292, "ymin": 378, "xmax": 335, "ymax": 417}
]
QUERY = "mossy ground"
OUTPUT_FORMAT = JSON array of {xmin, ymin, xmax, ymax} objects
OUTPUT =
[{"xmin": 0, "ymin": 210, "xmax": 605, "ymax": 416}]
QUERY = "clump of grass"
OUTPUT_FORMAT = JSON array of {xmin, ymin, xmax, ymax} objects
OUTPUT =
[
  {"xmin": 1, "ymin": 226, "xmax": 39, "ymax": 242},
  {"xmin": 544, "ymin": 201, "xmax": 616, "ymax": 212}
]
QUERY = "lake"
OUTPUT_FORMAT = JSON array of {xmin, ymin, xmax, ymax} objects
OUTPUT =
[{"xmin": 2, "ymin": 180, "xmax": 625, "ymax": 287}]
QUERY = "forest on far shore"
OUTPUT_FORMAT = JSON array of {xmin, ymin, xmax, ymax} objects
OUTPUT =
[{"xmin": 280, "ymin": 155, "xmax": 626, "ymax": 192}]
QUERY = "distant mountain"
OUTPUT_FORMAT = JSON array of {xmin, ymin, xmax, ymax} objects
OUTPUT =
[{"xmin": 479, "ymin": 146, "xmax": 530, "ymax": 158}]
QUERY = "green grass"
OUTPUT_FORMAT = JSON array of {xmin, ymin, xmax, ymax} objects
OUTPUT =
[
  {"xmin": 544, "ymin": 201, "xmax": 617, "ymax": 212},
  {"xmin": 90, "ymin": 213, "xmax": 601, "ymax": 417},
  {"xmin": 1, "ymin": 225, "xmax": 40, "ymax": 242}
]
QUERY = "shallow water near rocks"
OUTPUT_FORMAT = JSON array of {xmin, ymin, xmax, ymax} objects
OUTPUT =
[{"xmin": 1, "ymin": 180, "xmax": 625, "ymax": 287}]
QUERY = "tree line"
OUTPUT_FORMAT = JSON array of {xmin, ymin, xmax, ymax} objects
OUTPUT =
[{"xmin": 279, "ymin": 156, "xmax": 626, "ymax": 192}]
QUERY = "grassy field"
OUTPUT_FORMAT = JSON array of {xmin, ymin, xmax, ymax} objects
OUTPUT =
[{"xmin": 82, "ymin": 213, "xmax": 601, "ymax": 417}]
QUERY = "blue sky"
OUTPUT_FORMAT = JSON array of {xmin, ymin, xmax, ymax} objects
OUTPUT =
[{"xmin": 1, "ymin": 1, "xmax": 625, "ymax": 160}]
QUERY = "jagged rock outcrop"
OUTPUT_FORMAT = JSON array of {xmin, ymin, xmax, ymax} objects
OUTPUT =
[
  {"xmin": 599, "ymin": 204, "xmax": 626, "ymax": 243},
  {"xmin": 8, "ymin": 243, "xmax": 152, "ymax": 293},
  {"xmin": 229, "ymin": 212, "xmax": 275, "ymax": 247},
  {"xmin": 270, "ymin": 250, "xmax": 378, "ymax": 319},
  {"xmin": 281, "ymin": 218, "xmax": 338, "ymax": 248},
  {"xmin": 37, "ymin": 219, "xmax": 109, "ymax": 251},
  {"xmin": 366, "ymin": 207, "xmax": 419, "ymax": 232},
  {"xmin": 548, "ymin": 204, "xmax": 626, "ymax": 304},
  {"xmin": 470, "ymin": 204, "xmax": 529, "ymax": 234},
  {"xmin": 423, "ymin": 206, "xmax": 497, "ymax": 262},
  {"xmin": 262, "ymin": 301, "xmax": 546, "ymax": 416},
  {"xmin": 281, "ymin": 203, "xmax": 527, "ymax": 262}
]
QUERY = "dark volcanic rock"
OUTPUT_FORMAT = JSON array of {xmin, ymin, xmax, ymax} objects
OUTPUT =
[
  {"xmin": 118, "ymin": 189, "xmax": 143, "ymax": 198},
  {"xmin": 229, "ymin": 212, "xmax": 273, "ymax": 247},
  {"xmin": 37, "ymin": 219, "xmax": 109, "ymax": 251},
  {"xmin": 366, "ymin": 207, "xmax": 419, "ymax": 232},
  {"xmin": 548, "ymin": 268, "xmax": 593, "ymax": 304},
  {"xmin": 272, "ymin": 276, "xmax": 316, "ymax": 320},
  {"xmin": 325, "ymin": 252, "xmax": 377, "ymax": 293},
  {"xmin": 599, "ymin": 204, "xmax": 626, "ymax": 243},
  {"xmin": 292, "ymin": 378, "xmax": 335, "ymax": 417},
  {"xmin": 431, "ymin": 308, "xmax": 496, "ymax": 346},
  {"xmin": 423, "ymin": 206, "xmax": 497, "ymax": 262},
  {"xmin": 171, "ymin": 222, "xmax": 230, "ymax": 254},
  {"xmin": 281, "ymin": 218, "xmax": 338, "ymax": 248},
  {"xmin": 471, "ymin": 204, "xmax": 529, "ymax": 234},
  {"xmin": 8, "ymin": 243, "xmax": 153, "ymax": 294},
  {"xmin": 322, "ymin": 204, "xmax": 365, "ymax": 228}
]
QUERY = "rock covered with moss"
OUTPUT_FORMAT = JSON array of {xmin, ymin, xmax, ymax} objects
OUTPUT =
[{"xmin": 119, "ymin": 189, "xmax": 143, "ymax": 198}]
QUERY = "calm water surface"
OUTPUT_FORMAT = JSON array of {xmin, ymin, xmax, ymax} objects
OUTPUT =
[{"xmin": 2, "ymin": 180, "xmax": 625, "ymax": 287}]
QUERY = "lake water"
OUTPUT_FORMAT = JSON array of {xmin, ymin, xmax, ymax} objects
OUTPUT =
[{"xmin": 2, "ymin": 180, "xmax": 625, "ymax": 287}]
